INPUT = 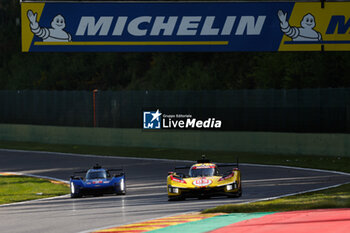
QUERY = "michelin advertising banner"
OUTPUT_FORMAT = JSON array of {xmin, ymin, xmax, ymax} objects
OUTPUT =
[{"xmin": 21, "ymin": 2, "xmax": 350, "ymax": 52}]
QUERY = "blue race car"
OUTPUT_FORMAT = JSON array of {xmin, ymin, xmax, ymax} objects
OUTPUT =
[{"xmin": 70, "ymin": 164, "xmax": 126, "ymax": 198}]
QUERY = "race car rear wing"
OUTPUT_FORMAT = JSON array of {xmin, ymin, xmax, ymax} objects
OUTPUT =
[
  {"xmin": 174, "ymin": 165, "xmax": 192, "ymax": 170},
  {"xmin": 217, "ymin": 157, "xmax": 239, "ymax": 168},
  {"xmin": 217, "ymin": 163, "xmax": 239, "ymax": 169},
  {"xmin": 195, "ymin": 155, "xmax": 239, "ymax": 166},
  {"xmin": 174, "ymin": 155, "xmax": 212, "ymax": 170},
  {"xmin": 107, "ymin": 168, "xmax": 123, "ymax": 172},
  {"xmin": 107, "ymin": 168, "xmax": 125, "ymax": 177},
  {"xmin": 74, "ymin": 170, "xmax": 88, "ymax": 174},
  {"xmin": 175, "ymin": 158, "xmax": 239, "ymax": 170},
  {"xmin": 70, "ymin": 169, "xmax": 88, "ymax": 180}
]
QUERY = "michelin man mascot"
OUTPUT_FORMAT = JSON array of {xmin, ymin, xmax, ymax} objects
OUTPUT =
[
  {"xmin": 278, "ymin": 10, "xmax": 322, "ymax": 41},
  {"xmin": 27, "ymin": 10, "xmax": 72, "ymax": 42}
]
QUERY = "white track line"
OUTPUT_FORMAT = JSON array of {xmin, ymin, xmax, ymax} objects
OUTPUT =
[
  {"xmin": 78, "ymin": 211, "xmax": 197, "ymax": 233},
  {"xmin": 241, "ymin": 163, "xmax": 350, "ymax": 177},
  {"xmin": 239, "ymin": 181, "xmax": 350, "ymax": 205},
  {"xmin": 0, "ymin": 148, "xmax": 194, "ymax": 163},
  {"xmin": 0, "ymin": 194, "xmax": 70, "ymax": 208}
]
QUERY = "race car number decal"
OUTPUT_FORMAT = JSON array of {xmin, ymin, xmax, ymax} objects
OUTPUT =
[{"xmin": 193, "ymin": 178, "xmax": 212, "ymax": 187}]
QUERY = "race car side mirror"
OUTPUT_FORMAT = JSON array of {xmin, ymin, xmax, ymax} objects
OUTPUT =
[{"xmin": 70, "ymin": 176, "xmax": 83, "ymax": 180}]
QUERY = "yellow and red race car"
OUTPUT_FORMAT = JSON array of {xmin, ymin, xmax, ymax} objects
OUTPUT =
[{"xmin": 167, "ymin": 157, "xmax": 242, "ymax": 201}]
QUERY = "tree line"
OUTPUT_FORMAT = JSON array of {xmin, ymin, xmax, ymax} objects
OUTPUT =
[{"xmin": 1, "ymin": 0, "xmax": 350, "ymax": 90}]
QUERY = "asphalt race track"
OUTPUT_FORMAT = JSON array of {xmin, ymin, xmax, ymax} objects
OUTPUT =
[{"xmin": 0, "ymin": 149, "xmax": 350, "ymax": 233}]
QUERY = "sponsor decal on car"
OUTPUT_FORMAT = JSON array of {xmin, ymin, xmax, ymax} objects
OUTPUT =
[
  {"xmin": 192, "ymin": 165, "xmax": 216, "ymax": 169},
  {"xmin": 218, "ymin": 172, "xmax": 235, "ymax": 181},
  {"xmin": 193, "ymin": 178, "xmax": 212, "ymax": 187},
  {"xmin": 92, "ymin": 181, "xmax": 103, "ymax": 184}
]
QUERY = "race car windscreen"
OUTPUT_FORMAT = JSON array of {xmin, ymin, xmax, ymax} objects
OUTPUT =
[
  {"xmin": 86, "ymin": 170, "xmax": 107, "ymax": 179},
  {"xmin": 189, "ymin": 167, "xmax": 217, "ymax": 177}
]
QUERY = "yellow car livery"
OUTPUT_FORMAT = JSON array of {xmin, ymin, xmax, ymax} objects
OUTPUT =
[{"xmin": 167, "ymin": 158, "xmax": 241, "ymax": 201}]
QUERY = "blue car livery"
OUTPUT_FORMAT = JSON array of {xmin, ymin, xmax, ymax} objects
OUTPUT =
[{"xmin": 70, "ymin": 164, "xmax": 126, "ymax": 198}]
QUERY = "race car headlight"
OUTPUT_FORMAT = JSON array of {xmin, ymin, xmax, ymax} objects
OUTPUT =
[
  {"xmin": 168, "ymin": 186, "xmax": 179, "ymax": 193},
  {"xmin": 226, "ymin": 183, "xmax": 237, "ymax": 191},
  {"xmin": 120, "ymin": 179, "xmax": 125, "ymax": 191},
  {"xmin": 70, "ymin": 182, "xmax": 75, "ymax": 194}
]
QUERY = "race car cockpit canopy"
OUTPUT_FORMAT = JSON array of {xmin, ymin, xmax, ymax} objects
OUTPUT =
[
  {"xmin": 86, "ymin": 170, "xmax": 107, "ymax": 180},
  {"xmin": 189, "ymin": 165, "xmax": 219, "ymax": 177}
]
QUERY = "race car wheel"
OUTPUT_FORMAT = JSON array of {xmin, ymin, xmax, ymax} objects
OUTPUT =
[
  {"xmin": 228, "ymin": 187, "xmax": 242, "ymax": 198},
  {"xmin": 236, "ymin": 181, "xmax": 242, "ymax": 197},
  {"xmin": 236, "ymin": 187, "xmax": 242, "ymax": 197},
  {"xmin": 70, "ymin": 182, "xmax": 82, "ymax": 198},
  {"xmin": 117, "ymin": 190, "xmax": 126, "ymax": 195},
  {"xmin": 116, "ymin": 182, "xmax": 126, "ymax": 195},
  {"xmin": 168, "ymin": 196, "xmax": 185, "ymax": 201},
  {"xmin": 116, "ymin": 179, "xmax": 126, "ymax": 195},
  {"xmin": 71, "ymin": 193, "xmax": 82, "ymax": 198}
]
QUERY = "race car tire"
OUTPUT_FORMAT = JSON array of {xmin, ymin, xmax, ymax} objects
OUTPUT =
[
  {"xmin": 116, "ymin": 185, "xmax": 126, "ymax": 195},
  {"xmin": 168, "ymin": 196, "xmax": 185, "ymax": 201},
  {"xmin": 117, "ymin": 190, "xmax": 126, "ymax": 195},
  {"xmin": 71, "ymin": 193, "xmax": 82, "ymax": 198},
  {"xmin": 235, "ymin": 187, "xmax": 242, "ymax": 197},
  {"xmin": 228, "ymin": 187, "xmax": 242, "ymax": 198}
]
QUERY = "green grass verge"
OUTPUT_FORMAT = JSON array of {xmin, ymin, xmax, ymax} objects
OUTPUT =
[
  {"xmin": 203, "ymin": 183, "xmax": 350, "ymax": 213},
  {"xmin": 0, "ymin": 175, "xmax": 69, "ymax": 205}
]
